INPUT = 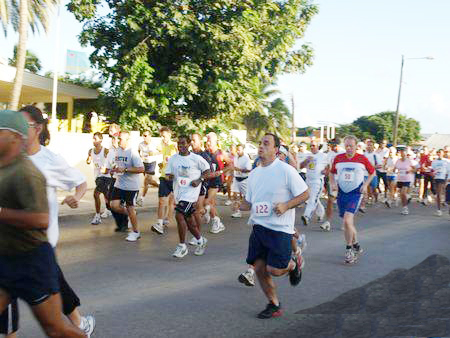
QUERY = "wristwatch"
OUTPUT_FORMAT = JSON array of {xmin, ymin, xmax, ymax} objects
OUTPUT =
[{"xmin": 125, "ymin": 168, "xmax": 128, "ymax": 173}]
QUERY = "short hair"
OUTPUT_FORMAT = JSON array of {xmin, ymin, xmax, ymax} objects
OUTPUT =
[
  {"xmin": 19, "ymin": 105, "xmax": 50, "ymax": 146},
  {"xmin": 343, "ymin": 135, "xmax": 358, "ymax": 144},
  {"xmin": 159, "ymin": 126, "xmax": 171, "ymax": 134},
  {"xmin": 178, "ymin": 135, "xmax": 190, "ymax": 142},
  {"xmin": 142, "ymin": 130, "xmax": 151, "ymax": 136},
  {"xmin": 191, "ymin": 133, "xmax": 201, "ymax": 140},
  {"xmin": 93, "ymin": 132, "xmax": 103, "ymax": 139},
  {"xmin": 437, "ymin": 148, "xmax": 444, "ymax": 153},
  {"xmin": 264, "ymin": 133, "xmax": 280, "ymax": 148}
]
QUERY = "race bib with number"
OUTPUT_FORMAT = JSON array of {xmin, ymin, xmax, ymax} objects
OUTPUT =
[
  {"xmin": 177, "ymin": 177, "xmax": 191, "ymax": 187},
  {"xmin": 253, "ymin": 201, "xmax": 271, "ymax": 217},
  {"xmin": 341, "ymin": 170, "xmax": 355, "ymax": 182}
]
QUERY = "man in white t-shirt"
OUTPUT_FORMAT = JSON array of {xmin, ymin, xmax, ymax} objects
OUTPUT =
[
  {"xmin": 296, "ymin": 143, "xmax": 310, "ymax": 181},
  {"xmin": 166, "ymin": 135, "xmax": 211, "ymax": 258},
  {"xmin": 137, "ymin": 131, "xmax": 159, "ymax": 206},
  {"xmin": 431, "ymin": 149, "xmax": 448, "ymax": 216},
  {"xmin": 240, "ymin": 133, "xmax": 309, "ymax": 319},
  {"xmin": 230, "ymin": 144, "xmax": 252, "ymax": 218},
  {"xmin": 107, "ymin": 131, "xmax": 144, "ymax": 242},
  {"xmin": 375, "ymin": 140, "xmax": 389, "ymax": 200},
  {"xmin": 363, "ymin": 140, "xmax": 382, "ymax": 205},
  {"xmin": 298, "ymin": 140, "xmax": 329, "ymax": 227}
]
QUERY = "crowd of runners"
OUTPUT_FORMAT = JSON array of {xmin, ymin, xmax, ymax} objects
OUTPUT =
[{"xmin": 0, "ymin": 106, "xmax": 449, "ymax": 336}]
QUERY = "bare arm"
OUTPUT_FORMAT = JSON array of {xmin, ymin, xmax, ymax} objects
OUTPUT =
[
  {"xmin": 0, "ymin": 208, "xmax": 49, "ymax": 230},
  {"xmin": 240, "ymin": 199, "xmax": 252, "ymax": 211},
  {"xmin": 273, "ymin": 189, "xmax": 309, "ymax": 216},
  {"xmin": 86, "ymin": 149, "xmax": 92, "ymax": 164},
  {"xmin": 62, "ymin": 182, "xmax": 87, "ymax": 209}
]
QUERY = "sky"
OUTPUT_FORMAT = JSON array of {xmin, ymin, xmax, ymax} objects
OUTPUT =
[{"xmin": 1, "ymin": 0, "xmax": 449, "ymax": 134}]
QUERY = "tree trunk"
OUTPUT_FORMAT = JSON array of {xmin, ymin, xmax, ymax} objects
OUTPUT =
[{"xmin": 9, "ymin": 0, "xmax": 28, "ymax": 110}]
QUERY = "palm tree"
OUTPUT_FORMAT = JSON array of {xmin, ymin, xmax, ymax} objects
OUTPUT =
[
  {"xmin": 0, "ymin": 0, "xmax": 58, "ymax": 110},
  {"xmin": 9, "ymin": 45, "xmax": 42, "ymax": 73}
]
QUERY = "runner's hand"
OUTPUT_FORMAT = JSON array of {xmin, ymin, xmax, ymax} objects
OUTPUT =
[
  {"xmin": 273, "ymin": 202, "xmax": 288, "ymax": 216},
  {"xmin": 62, "ymin": 196, "xmax": 79, "ymax": 208},
  {"xmin": 360, "ymin": 184, "xmax": 368, "ymax": 194},
  {"xmin": 191, "ymin": 179, "xmax": 201, "ymax": 187}
]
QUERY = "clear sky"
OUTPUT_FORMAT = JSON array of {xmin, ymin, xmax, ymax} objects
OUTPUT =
[{"xmin": 1, "ymin": 0, "xmax": 449, "ymax": 134}]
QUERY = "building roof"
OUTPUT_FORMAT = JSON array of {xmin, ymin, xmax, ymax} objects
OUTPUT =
[{"xmin": 423, "ymin": 134, "xmax": 450, "ymax": 149}]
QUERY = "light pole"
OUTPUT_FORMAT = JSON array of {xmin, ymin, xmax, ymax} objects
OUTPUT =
[{"xmin": 392, "ymin": 55, "xmax": 433, "ymax": 146}]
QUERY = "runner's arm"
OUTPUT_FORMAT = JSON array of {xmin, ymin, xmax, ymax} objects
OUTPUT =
[
  {"xmin": 191, "ymin": 169, "xmax": 211, "ymax": 187},
  {"xmin": 273, "ymin": 189, "xmax": 309, "ymax": 216},
  {"xmin": 86, "ymin": 149, "xmax": 92, "ymax": 164},
  {"xmin": 62, "ymin": 181, "xmax": 87, "ymax": 209},
  {"xmin": 240, "ymin": 199, "xmax": 251, "ymax": 211},
  {"xmin": 0, "ymin": 208, "xmax": 49, "ymax": 230}
]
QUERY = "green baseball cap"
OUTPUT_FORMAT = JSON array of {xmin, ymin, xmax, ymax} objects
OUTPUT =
[{"xmin": 0, "ymin": 110, "xmax": 28, "ymax": 138}]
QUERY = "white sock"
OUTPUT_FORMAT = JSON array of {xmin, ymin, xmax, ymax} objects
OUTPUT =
[
  {"xmin": 157, "ymin": 219, "xmax": 163, "ymax": 226},
  {"xmin": 95, "ymin": 213, "xmax": 100, "ymax": 217}
]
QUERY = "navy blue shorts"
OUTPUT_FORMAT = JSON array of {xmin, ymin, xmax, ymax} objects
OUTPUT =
[
  {"xmin": 0, "ymin": 243, "xmax": 59, "ymax": 306},
  {"xmin": 111, "ymin": 187, "xmax": 138, "ymax": 206},
  {"xmin": 208, "ymin": 177, "xmax": 222, "ymax": 189},
  {"xmin": 0, "ymin": 299, "xmax": 18, "ymax": 334},
  {"xmin": 446, "ymin": 184, "xmax": 450, "ymax": 203},
  {"xmin": 158, "ymin": 177, "xmax": 173, "ymax": 197},
  {"xmin": 175, "ymin": 200, "xmax": 196, "ymax": 217},
  {"xmin": 337, "ymin": 188, "xmax": 363, "ymax": 217},
  {"xmin": 144, "ymin": 161, "xmax": 156, "ymax": 175},
  {"xmin": 397, "ymin": 181, "xmax": 411, "ymax": 188},
  {"xmin": 246, "ymin": 225, "xmax": 292, "ymax": 269}
]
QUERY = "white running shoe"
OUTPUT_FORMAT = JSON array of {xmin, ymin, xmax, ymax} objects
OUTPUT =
[
  {"xmin": 136, "ymin": 196, "xmax": 144, "ymax": 207},
  {"xmin": 436, "ymin": 210, "xmax": 443, "ymax": 217},
  {"xmin": 126, "ymin": 231, "xmax": 141, "ymax": 242},
  {"xmin": 203, "ymin": 211, "xmax": 211, "ymax": 224},
  {"xmin": 210, "ymin": 218, "xmax": 225, "ymax": 233},
  {"xmin": 79, "ymin": 315, "xmax": 95, "ymax": 338},
  {"xmin": 91, "ymin": 214, "xmax": 101, "ymax": 225},
  {"xmin": 231, "ymin": 211, "xmax": 242, "ymax": 218},
  {"xmin": 163, "ymin": 219, "xmax": 170, "ymax": 226},
  {"xmin": 344, "ymin": 249, "xmax": 357, "ymax": 264},
  {"xmin": 401, "ymin": 206, "xmax": 409, "ymax": 215},
  {"xmin": 225, "ymin": 200, "xmax": 233, "ymax": 206},
  {"xmin": 173, "ymin": 244, "xmax": 188, "ymax": 258},
  {"xmin": 320, "ymin": 221, "xmax": 331, "ymax": 232},
  {"xmin": 100, "ymin": 209, "xmax": 112, "ymax": 218},
  {"xmin": 238, "ymin": 269, "xmax": 255, "ymax": 287},
  {"xmin": 188, "ymin": 236, "xmax": 198, "ymax": 246},
  {"xmin": 194, "ymin": 237, "xmax": 208, "ymax": 256},
  {"xmin": 151, "ymin": 223, "xmax": 164, "ymax": 234}
]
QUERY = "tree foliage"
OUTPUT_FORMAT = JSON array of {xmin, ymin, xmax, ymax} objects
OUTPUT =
[
  {"xmin": 9, "ymin": 45, "xmax": 42, "ymax": 73},
  {"xmin": 67, "ymin": 0, "xmax": 318, "ymax": 132},
  {"xmin": 337, "ymin": 111, "xmax": 421, "ymax": 145}
]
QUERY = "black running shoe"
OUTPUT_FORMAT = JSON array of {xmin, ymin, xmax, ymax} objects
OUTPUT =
[
  {"xmin": 289, "ymin": 255, "xmax": 303, "ymax": 286},
  {"xmin": 358, "ymin": 207, "xmax": 366, "ymax": 213},
  {"xmin": 257, "ymin": 302, "xmax": 282, "ymax": 319}
]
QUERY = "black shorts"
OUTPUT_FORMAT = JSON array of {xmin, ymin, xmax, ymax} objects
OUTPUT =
[
  {"xmin": 175, "ymin": 200, "xmax": 196, "ymax": 217},
  {"xmin": 397, "ymin": 181, "xmax": 411, "ymax": 188},
  {"xmin": 246, "ymin": 225, "xmax": 292, "ymax": 269},
  {"xmin": 199, "ymin": 182, "xmax": 208, "ymax": 197},
  {"xmin": 446, "ymin": 184, "xmax": 450, "ymax": 203},
  {"xmin": 0, "ymin": 243, "xmax": 59, "ymax": 306},
  {"xmin": 144, "ymin": 162, "xmax": 156, "ymax": 175},
  {"xmin": 208, "ymin": 177, "xmax": 222, "ymax": 189},
  {"xmin": 158, "ymin": 177, "xmax": 173, "ymax": 197},
  {"xmin": 434, "ymin": 179, "xmax": 446, "ymax": 185},
  {"xmin": 0, "ymin": 299, "xmax": 18, "ymax": 335},
  {"xmin": 110, "ymin": 187, "xmax": 138, "ymax": 206},
  {"xmin": 95, "ymin": 176, "xmax": 112, "ymax": 195}
]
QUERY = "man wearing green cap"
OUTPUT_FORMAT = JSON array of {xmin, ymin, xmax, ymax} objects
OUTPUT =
[{"xmin": 0, "ymin": 110, "xmax": 85, "ymax": 337}]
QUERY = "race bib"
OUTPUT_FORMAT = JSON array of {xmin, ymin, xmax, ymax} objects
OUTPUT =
[
  {"xmin": 253, "ymin": 201, "xmax": 271, "ymax": 217},
  {"xmin": 342, "ymin": 170, "xmax": 354, "ymax": 182},
  {"xmin": 177, "ymin": 177, "xmax": 191, "ymax": 187},
  {"xmin": 399, "ymin": 169, "xmax": 407, "ymax": 176}
]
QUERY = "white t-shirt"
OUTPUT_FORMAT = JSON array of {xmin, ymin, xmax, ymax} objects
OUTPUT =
[
  {"xmin": 166, "ymin": 153, "xmax": 210, "ymax": 203},
  {"xmin": 385, "ymin": 157, "xmax": 398, "ymax": 176},
  {"xmin": 296, "ymin": 151, "xmax": 311, "ymax": 173},
  {"xmin": 432, "ymin": 159, "xmax": 448, "ymax": 180},
  {"xmin": 234, "ymin": 153, "xmax": 252, "ymax": 178},
  {"xmin": 29, "ymin": 146, "xmax": 86, "ymax": 248},
  {"xmin": 138, "ymin": 141, "xmax": 158, "ymax": 163},
  {"xmin": 375, "ymin": 148, "xmax": 389, "ymax": 172},
  {"xmin": 90, "ymin": 147, "xmax": 108, "ymax": 178},
  {"xmin": 364, "ymin": 151, "xmax": 383, "ymax": 172},
  {"xmin": 246, "ymin": 159, "xmax": 308, "ymax": 234},
  {"xmin": 305, "ymin": 152, "xmax": 329, "ymax": 182},
  {"xmin": 106, "ymin": 147, "xmax": 144, "ymax": 191}
]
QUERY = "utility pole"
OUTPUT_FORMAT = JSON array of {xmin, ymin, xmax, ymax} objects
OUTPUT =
[{"xmin": 393, "ymin": 55, "xmax": 404, "ymax": 146}]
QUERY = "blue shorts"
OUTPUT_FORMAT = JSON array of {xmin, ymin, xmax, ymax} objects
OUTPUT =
[
  {"xmin": 364, "ymin": 175, "xmax": 378, "ymax": 189},
  {"xmin": 387, "ymin": 175, "xmax": 396, "ymax": 182},
  {"xmin": 158, "ymin": 177, "xmax": 173, "ymax": 197},
  {"xmin": 246, "ymin": 225, "xmax": 292, "ymax": 269},
  {"xmin": 0, "ymin": 243, "xmax": 59, "ymax": 306},
  {"xmin": 337, "ymin": 188, "xmax": 363, "ymax": 217}
]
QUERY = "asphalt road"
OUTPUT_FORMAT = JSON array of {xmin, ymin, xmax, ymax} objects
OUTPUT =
[{"xmin": 16, "ymin": 197, "xmax": 450, "ymax": 337}]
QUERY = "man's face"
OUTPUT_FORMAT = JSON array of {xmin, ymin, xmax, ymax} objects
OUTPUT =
[
  {"xmin": 177, "ymin": 138, "xmax": 189, "ymax": 154},
  {"xmin": 310, "ymin": 142, "xmax": 319, "ymax": 154},
  {"xmin": 299, "ymin": 144, "xmax": 306, "ymax": 152},
  {"xmin": 367, "ymin": 141, "xmax": 374, "ymax": 152},
  {"xmin": 258, "ymin": 135, "xmax": 277, "ymax": 159},
  {"xmin": 345, "ymin": 139, "xmax": 356, "ymax": 156},
  {"xmin": 118, "ymin": 132, "xmax": 129, "ymax": 149},
  {"xmin": 143, "ymin": 132, "xmax": 151, "ymax": 143},
  {"xmin": 437, "ymin": 150, "xmax": 444, "ymax": 158},
  {"xmin": 22, "ymin": 112, "xmax": 41, "ymax": 148},
  {"xmin": 0, "ymin": 130, "xmax": 20, "ymax": 158},
  {"xmin": 382, "ymin": 141, "xmax": 388, "ymax": 148},
  {"xmin": 237, "ymin": 145, "xmax": 244, "ymax": 156},
  {"xmin": 93, "ymin": 135, "xmax": 102, "ymax": 147},
  {"xmin": 161, "ymin": 131, "xmax": 171, "ymax": 142},
  {"xmin": 191, "ymin": 134, "xmax": 202, "ymax": 150},
  {"xmin": 206, "ymin": 134, "xmax": 217, "ymax": 149}
]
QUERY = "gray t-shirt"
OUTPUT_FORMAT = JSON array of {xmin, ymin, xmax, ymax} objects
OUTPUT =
[{"xmin": 106, "ymin": 147, "xmax": 144, "ymax": 191}]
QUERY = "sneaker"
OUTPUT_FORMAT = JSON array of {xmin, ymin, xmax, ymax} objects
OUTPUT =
[
  {"xmin": 163, "ymin": 219, "xmax": 170, "ymax": 226},
  {"xmin": 90, "ymin": 214, "xmax": 101, "ymax": 225},
  {"xmin": 225, "ymin": 200, "xmax": 233, "ymax": 206},
  {"xmin": 172, "ymin": 244, "xmax": 188, "ymax": 258},
  {"xmin": 231, "ymin": 211, "xmax": 242, "ymax": 218},
  {"xmin": 385, "ymin": 200, "xmax": 391, "ymax": 208},
  {"xmin": 358, "ymin": 207, "xmax": 366, "ymax": 213},
  {"xmin": 319, "ymin": 221, "xmax": 331, "ymax": 232},
  {"xmin": 188, "ymin": 236, "xmax": 198, "ymax": 246},
  {"xmin": 344, "ymin": 249, "xmax": 357, "ymax": 264},
  {"xmin": 257, "ymin": 302, "xmax": 282, "ymax": 319},
  {"xmin": 194, "ymin": 237, "xmax": 208, "ymax": 256},
  {"xmin": 126, "ymin": 231, "xmax": 141, "ymax": 242},
  {"xmin": 151, "ymin": 223, "xmax": 164, "ymax": 234},
  {"xmin": 301, "ymin": 215, "xmax": 309, "ymax": 226},
  {"xmin": 210, "ymin": 218, "xmax": 225, "ymax": 233},
  {"xmin": 79, "ymin": 315, "xmax": 95, "ymax": 338},
  {"xmin": 401, "ymin": 206, "xmax": 409, "ymax": 215},
  {"xmin": 203, "ymin": 211, "xmax": 211, "ymax": 224},
  {"xmin": 436, "ymin": 210, "xmax": 443, "ymax": 217},
  {"xmin": 136, "ymin": 196, "xmax": 144, "ymax": 207},
  {"xmin": 296, "ymin": 234, "xmax": 307, "ymax": 252},
  {"xmin": 238, "ymin": 269, "xmax": 255, "ymax": 286},
  {"xmin": 289, "ymin": 254, "xmax": 303, "ymax": 286},
  {"xmin": 353, "ymin": 245, "xmax": 364, "ymax": 255},
  {"xmin": 317, "ymin": 215, "xmax": 324, "ymax": 222},
  {"xmin": 100, "ymin": 209, "xmax": 112, "ymax": 218}
]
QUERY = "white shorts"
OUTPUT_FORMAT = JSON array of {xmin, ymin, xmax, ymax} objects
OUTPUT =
[{"xmin": 231, "ymin": 177, "xmax": 248, "ymax": 195}]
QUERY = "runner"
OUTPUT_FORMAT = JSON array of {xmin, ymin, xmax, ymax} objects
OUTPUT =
[
  {"xmin": 363, "ymin": 139, "xmax": 381, "ymax": 205},
  {"xmin": 299, "ymin": 140, "xmax": 329, "ymax": 227},
  {"xmin": 151, "ymin": 127, "xmax": 177, "ymax": 234},
  {"xmin": 394, "ymin": 146, "xmax": 415, "ymax": 215},
  {"xmin": 296, "ymin": 143, "xmax": 310, "ymax": 181},
  {"xmin": 86, "ymin": 132, "xmax": 109, "ymax": 225},
  {"xmin": 224, "ymin": 144, "xmax": 237, "ymax": 206},
  {"xmin": 136, "ymin": 130, "xmax": 159, "ymax": 206},
  {"xmin": 166, "ymin": 135, "xmax": 211, "ymax": 258},
  {"xmin": 230, "ymin": 144, "xmax": 252, "ymax": 218},
  {"xmin": 375, "ymin": 140, "xmax": 390, "ymax": 201},
  {"xmin": 205, "ymin": 132, "xmax": 229, "ymax": 234},
  {"xmin": 107, "ymin": 131, "xmax": 145, "ymax": 241},
  {"xmin": 419, "ymin": 146, "xmax": 434, "ymax": 205},
  {"xmin": 384, "ymin": 147, "xmax": 398, "ymax": 208},
  {"xmin": 240, "ymin": 133, "xmax": 309, "ymax": 318},
  {"xmin": 431, "ymin": 149, "xmax": 448, "ymax": 216},
  {"xmin": 0, "ymin": 109, "xmax": 86, "ymax": 338},
  {"xmin": 330, "ymin": 135, "xmax": 375, "ymax": 264}
]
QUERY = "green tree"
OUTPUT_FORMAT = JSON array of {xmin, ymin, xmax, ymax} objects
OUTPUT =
[
  {"xmin": 67, "ymin": 0, "xmax": 318, "ymax": 130},
  {"xmin": 9, "ymin": 45, "xmax": 42, "ymax": 73}
]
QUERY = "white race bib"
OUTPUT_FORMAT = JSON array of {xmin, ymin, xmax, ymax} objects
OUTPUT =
[
  {"xmin": 177, "ymin": 177, "xmax": 191, "ymax": 187},
  {"xmin": 253, "ymin": 201, "xmax": 272, "ymax": 217},
  {"xmin": 342, "ymin": 170, "xmax": 354, "ymax": 182}
]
